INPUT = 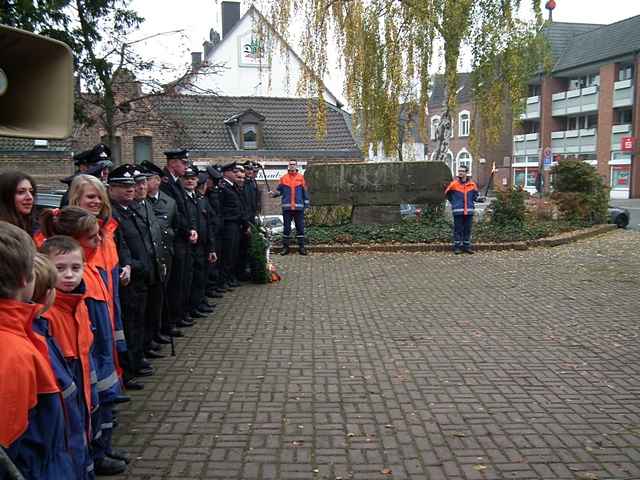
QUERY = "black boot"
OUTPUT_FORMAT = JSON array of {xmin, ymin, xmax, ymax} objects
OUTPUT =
[
  {"xmin": 281, "ymin": 236, "xmax": 291, "ymax": 256},
  {"xmin": 94, "ymin": 456, "xmax": 126, "ymax": 475},
  {"xmin": 299, "ymin": 245, "xmax": 308, "ymax": 255}
]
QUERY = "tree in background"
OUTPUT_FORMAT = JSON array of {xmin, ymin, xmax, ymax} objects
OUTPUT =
[
  {"xmin": 1, "ymin": 0, "xmax": 221, "ymax": 159},
  {"xmin": 263, "ymin": 0, "xmax": 549, "ymax": 160}
]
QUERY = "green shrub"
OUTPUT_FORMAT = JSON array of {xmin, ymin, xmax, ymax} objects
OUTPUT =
[
  {"xmin": 487, "ymin": 188, "xmax": 527, "ymax": 226},
  {"xmin": 305, "ymin": 205, "xmax": 352, "ymax": 226},
  {"xmin": 550, "ymin": 160, "xmax": 609, "ymax": 224}
]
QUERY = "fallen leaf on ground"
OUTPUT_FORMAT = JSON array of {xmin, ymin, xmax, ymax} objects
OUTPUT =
[{"xmin": 381, "ymin": 468, "xmax": 392, "ymax": 475}]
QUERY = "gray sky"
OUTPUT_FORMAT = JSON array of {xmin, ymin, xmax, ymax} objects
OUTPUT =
[{"xmin": 128, "ymin": 0, "xmax": 640, "ymax": 101}]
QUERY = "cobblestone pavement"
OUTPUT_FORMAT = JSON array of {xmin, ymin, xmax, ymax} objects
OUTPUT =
[{"xmin": 113, "ymin": 230, "xmax": 640, "ymax": 480}]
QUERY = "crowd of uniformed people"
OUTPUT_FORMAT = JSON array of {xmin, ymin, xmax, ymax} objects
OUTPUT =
[{"xmin": 0, "ymin": 143, "xmax": 295, "ymax": 479}]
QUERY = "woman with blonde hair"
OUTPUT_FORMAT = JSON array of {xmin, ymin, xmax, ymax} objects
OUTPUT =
[{"xmin": 68, "ymin": 174, "xmax": 128, "ymax": 385}]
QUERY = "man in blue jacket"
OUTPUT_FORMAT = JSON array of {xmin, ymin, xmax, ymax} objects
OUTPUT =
[{"xmin": 444, "ymin": 165, "xmax": 481, "ymax": 254}]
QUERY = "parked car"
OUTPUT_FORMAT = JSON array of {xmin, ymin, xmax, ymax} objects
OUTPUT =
[
  {"xmin": 608, "ymin": 205, "xmax": 630, "ymax": 228},
  {"xmin": 259, "ymin": 215, "xmax": 285, "ymax": 236}
]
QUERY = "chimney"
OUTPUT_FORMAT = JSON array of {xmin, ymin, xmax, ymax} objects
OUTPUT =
[
  {"xmin": 221, "ymin": 1, "xmax": 241, "ymax": 39},
  {"xmin": 191, "ymin": 52, "xmax": 202, "ymax": 69}
]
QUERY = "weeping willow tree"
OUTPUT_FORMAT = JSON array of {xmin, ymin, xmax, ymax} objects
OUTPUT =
[{"xmin": 263, "ymin": 0, "xmax": 549, "ymax": 161}]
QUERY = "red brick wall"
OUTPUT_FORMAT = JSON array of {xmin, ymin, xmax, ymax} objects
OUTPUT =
[
  {"xmin": 596, "ymin": 64, "xmax": 616, "ymax": 181},
  {"xmin": 632, "ymin": 54, "xmax": 640, "ymax": 198},
  {"xmin": 0, "ymin": 152, "xmax": 74, "ymax": 191}
]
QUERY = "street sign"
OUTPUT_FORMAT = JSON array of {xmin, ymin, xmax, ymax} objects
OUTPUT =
[
  {"xmin": 621, "ymin": 136, "xmax": 635, "ymax": 152},
  {"xmin": 543, "ymin": 146, "xmax": 552, "ymax": 171}
]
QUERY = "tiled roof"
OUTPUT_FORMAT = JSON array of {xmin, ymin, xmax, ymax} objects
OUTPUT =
[
  {"xmin": 428, "ymin": 73, "xmax": 473, "ymax": 109},
  {"xmin": 154, "ymin": 95, "xmax": 362, "ymax": 156},
  {"xmin": 552, "ymin": 15, "xmax": 640, "ymax": 73},
  {"xmin": 542, "ymin": 22, "xmax": 601, "ymax": 68}
]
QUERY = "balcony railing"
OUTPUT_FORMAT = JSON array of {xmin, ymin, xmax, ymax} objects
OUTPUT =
[
  {"xmin": 552, "ymin": 86, "xmax": 599, "ymax": 116},
  {"xmin": 611, "ymin": 124, "xmax": 632, "ymax": 151},
  {"xmin": 513, "ymin": 132, "xmax": 540, "ymax": 156},
  {"xmin": 613, "ymin": 80, "xmax": 634, "ymax": 108},
  {"xmin": 551, "ymin": 129, "xmax": 597, "ymax": 154},
  {"xmin": 520, "ymin": 96, "xmax": 540, "ymax": 120}
]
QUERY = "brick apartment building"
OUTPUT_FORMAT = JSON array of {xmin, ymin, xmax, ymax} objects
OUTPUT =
[
  {"xmin": 511, "ymin": 15, "xmax": 640, "ymax": 199},
  {"xmin": 426, "ymin": 74, "xmax": 512, "ymax": 192}
]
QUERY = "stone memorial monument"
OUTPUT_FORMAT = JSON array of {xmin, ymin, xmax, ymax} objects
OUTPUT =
[{"xmin": 304, "ymin": 161, "xmax": 452, "ymax": 224}]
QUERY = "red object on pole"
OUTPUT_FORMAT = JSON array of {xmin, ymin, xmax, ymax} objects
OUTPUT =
[
  {"xmin": 621, "ymin": 136, "xmax": 635, "ymax": 152},
  {"xmin": 545, "ymin": 0, "xmax": 556, "ymax": 10}
]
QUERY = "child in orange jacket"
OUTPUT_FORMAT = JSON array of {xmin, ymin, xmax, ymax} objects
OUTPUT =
[
  {"xmin": 37, "ymin": 238, "xmax": 97, "ymax": 479},
  {"xmin": 0, "ymin": 221, "xmax": 75, "ymax": 479}
]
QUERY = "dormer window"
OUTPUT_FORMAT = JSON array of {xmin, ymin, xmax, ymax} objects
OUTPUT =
[
  {"xmin": 224, "ymin": 108, "xmax": 265, "ymax": 150},
  {"xmin": 242, "ymin": 123, "xmax": 258, "ymax": 149}
]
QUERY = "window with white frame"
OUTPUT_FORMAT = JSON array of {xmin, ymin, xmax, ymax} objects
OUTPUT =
[
  {"xmin": 430, "ymin": 116, "xmax": 441, "ymax": 140},
  {"xmin": 458, "ymin": 110, "xmax": 470, "ymax": 137}
]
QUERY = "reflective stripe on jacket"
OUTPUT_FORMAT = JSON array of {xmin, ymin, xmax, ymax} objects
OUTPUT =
[
  {"xmin": 277, "ymin": 172, "xmax": 309, "ymax": 211},
  {"xmin": 445, "ymin": 178, "xmax": 479, "ymax": 216}
]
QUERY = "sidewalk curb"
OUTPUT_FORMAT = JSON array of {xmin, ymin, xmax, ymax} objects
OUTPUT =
[{"xmin": 272, "ymin": 224, "xmax": 618, "ymax": 254}]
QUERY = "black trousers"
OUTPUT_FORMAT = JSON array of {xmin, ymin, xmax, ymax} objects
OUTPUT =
[
  {"xmin": 166, "ymin": 240, "xmax": 193, "ymax": 326},
  {"xmin": 120, "ymin": 280, "xmax": 148, "ymax": 375},
  {"xmin": 283, "ymin": 209, "xmax": 305, "ymax": 246},
  {"xmin": 453, "ymin": 214, "xmax": 473, "ymax": 248},
  {"xmin": 189, "ymin": 247, "xmax": 207, "ymax": 313},
  {"xmin": 144, "ymin": 281, "xmax": 164, "ymax": 350},
  {"xmin": 221, "ymin": 222, "xmax": 241, "ymax": 283}
]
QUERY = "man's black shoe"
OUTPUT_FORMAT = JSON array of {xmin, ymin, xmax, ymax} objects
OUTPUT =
[
  {"xmin": 164, "ymin": 328, "xmax": 184, "ymax": 338},
  {"xmin": 454, "ymin": 248, "xmax": 463, "ymax": 255},
  {"xmin": 280, "ymin": 246, "xmax": 290, "ymax": 256},
  {"xmin": 299, "ymin": 246, "xmax": 308, "ymax": 255},
  {"xmin": 107, "ymin": 449, "xmax": 130, "ymax": 464},
  {"xmin": 124, "ymin": 378, "xmax": 144, "ymax": 390},
  {"xmin": 177, "ymin": 319, "xmax": 195, "ymax": 328},
  {"xmin": 112, "ymin": 394, "xmax": 131, "ymax": 404},
  {"xmin": 189, "ymin": 310, "xmax": 207, "ymax": 318},
  {"xmin": 214, "ymin": 286, "xmax": 228, "ymax": 293},
  {"xmin": 135, "ymin": 367, "xmax": 154, "ymax": 377},
  {"xmin": 145, "ymin": 349, "xmax": 166, "ymax": 359},
  {"xmin": 154, "ymin": 334, "xmax": 172, "ymax": 345},
  {"xmin": 140, "ymin": 359, "xmax": 152, "ymax": 369},
  {"xmin": 197, "ymin": 304, "xmax": 214, "ymax": 313},
  {"xmin": 149, "ymin": 340, "xmax": 162, "ymax": 351},
  {"xmin": 463, "ymin": 248, "xmax": 475, "ymax": 254},
  {"xmin": 207, "ymin": 290, "xmax": 223, "ymax": 298},
  {"xmin": 94, "ymin": 456, "xmax": 126, "ymax": 476}
]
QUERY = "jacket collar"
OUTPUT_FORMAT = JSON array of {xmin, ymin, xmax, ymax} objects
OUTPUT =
[{"xmin": 0, "ymin": 299, "xmax": 41, "ymax": 339}]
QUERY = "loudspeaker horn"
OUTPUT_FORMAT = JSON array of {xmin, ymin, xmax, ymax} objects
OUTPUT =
[{"xmin": 0, "ymin": 25, "xmax": 74, "ymax": 139}]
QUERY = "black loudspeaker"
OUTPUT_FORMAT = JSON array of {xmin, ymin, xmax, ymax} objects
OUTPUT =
[{"xmin": 0, "ymin": 25, "xmax": 74, "ymax": 139}]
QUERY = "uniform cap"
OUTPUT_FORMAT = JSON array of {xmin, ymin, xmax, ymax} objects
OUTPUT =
[
  {"xmin": 164, "ymin": 148, "xmax": 189, "ymax": 160},
  {"xmin": 108, "ymin": 163, "xmax": 137, "ymax": 185},
  {"xmin": 183, "ymin": 164, "xmax": 199, "ymax": 178},
  {"xmin": 140, "ymin": 160, "xmax": 165, "ymax": 178}
]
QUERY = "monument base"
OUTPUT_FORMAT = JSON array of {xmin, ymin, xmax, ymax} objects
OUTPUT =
[{"xmin": 352, "ymin": 206, "xmax": 401, "ymax": 225}]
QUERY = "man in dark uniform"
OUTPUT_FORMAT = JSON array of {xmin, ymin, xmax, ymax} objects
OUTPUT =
[
  {"xmin": 61, "ymin": 143, "xmax": 113, "ymax": 206},
  {"xmin": 108, "ymin": 164, "xmax": 159, "ymax": 387},
  {"xmin": 159, "ymin": 149, "xmax": 198, "ymax": 335},
  {"xmin": 141, "ymin": 160, "xmax": 176, "ymax": 346},
  {"xmin": 242, "ymin": 161, "xmax": 262, "ymax": 222},
  {"xmin": 204, "ymin": 165, "xmax": 226, "ymax": 297},
  {"xmin": 219, "ymin": 162, "xmax": 250, "ymax": 288},
  {"xmin": 132, "ymin": 165, "xmax": 166, "ymax": 359},
  {"xmin": 186, "ymin": 169, "xmax": 217, "ymax": 318}
]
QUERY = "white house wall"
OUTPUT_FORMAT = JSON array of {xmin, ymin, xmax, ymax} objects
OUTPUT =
[
  {"xmin": 187, "ymin": 10, "xmax": 339, "ymax": 106},
  {"xmin": 368, "ymin": 141, "xmax": 425, "ymax": 162}
]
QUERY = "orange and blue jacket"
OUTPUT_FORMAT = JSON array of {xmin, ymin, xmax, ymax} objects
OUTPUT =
[
  {"xmin": 276, "ymin": 172, "xmax": 310, "ymax": 211},
  {"xmin": 33, "ymin": 315, "xmax": 95, "ymax": 479},
  {"xmin": 83, "ymin": 246, "xmax": 122, "ymax": 404},
  {"xmin": 445, "ymin": 178, "xmax": 479, "ymax": 216},
  {"xmin": 0, "ymin": 299, "xmax": 76, "ymax": 478}
]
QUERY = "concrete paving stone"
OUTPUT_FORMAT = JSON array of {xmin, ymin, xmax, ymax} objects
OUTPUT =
[{"xmin": 112, "ymin": 230, "xmax": 640, "ymax": 479}]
